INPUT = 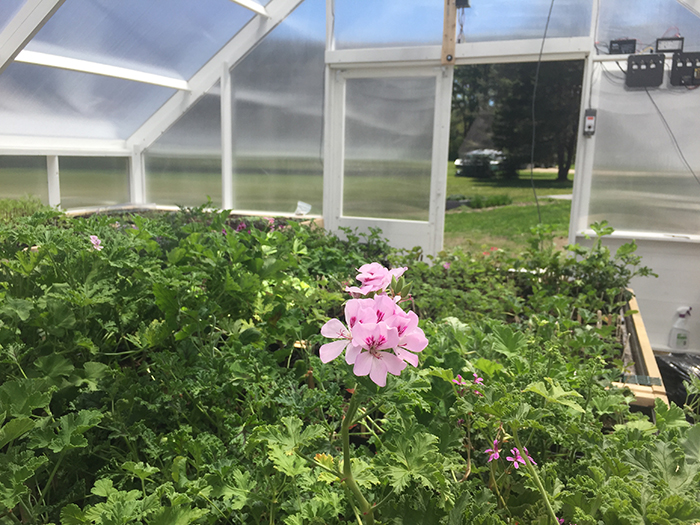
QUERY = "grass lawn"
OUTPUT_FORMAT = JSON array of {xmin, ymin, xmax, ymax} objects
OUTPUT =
[{"xmin": 443, "ymin": 163, "xmax": 574, "ymax": 253}]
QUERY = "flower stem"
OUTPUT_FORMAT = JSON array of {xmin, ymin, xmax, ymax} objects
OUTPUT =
[
  {"xmin": 511, "ymin": 427, "xmax": 558, "ymax": 525},
  {"xmin": 342, "ymin": 389, "xmax": 374, "ymax": 525}
]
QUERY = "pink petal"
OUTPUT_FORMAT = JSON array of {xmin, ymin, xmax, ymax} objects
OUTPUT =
[
  {"xmin": 400, "ymin": 329, "xmax": 428, "ymax": 352},
  {"xmin": 353, "ymin": 352, "xmax": 373, "ymax": 377},
  {"xmin": 394, "ymin": 348, "xmax": 419, "ymax": 367},
  {"xmin": 321, "ymin": 319, "xmax": 349, "ymax": 339},
  {"xmin": 345, "ymin": 343, "xmax": 361, "ymax": 365},
  {"xmin": 378, "ymin": 352, "xmax": 406, "ymax": 376},
  {"xmin": 369, "ymin": 358, "xmax": 389, "ymax": 387},
  {"xmin": 319, "ymin": 340, "xmax": 349, "ymax": 363},
  {"xmin": 373, "ymin": 295, "xmax": 398, "ymax": 323}
]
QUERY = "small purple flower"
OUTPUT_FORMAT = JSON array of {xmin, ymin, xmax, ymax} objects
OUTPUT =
[
  {"xmin": 236, "ymin": 222, "xmax": 246, "ymax": 232},
  {"xmin": 506, "ymin": 447, "xmax": 536, "ymax": 469},
  {"xmin": 485, "ymin": 439, "xmax": 500, "ymax": 462},
  {"xmin": 222, "ymin": 227, "xmax": 227, "ymax": 236},
  {"xmin": 89, "ymin": 235, "xmax": 103, "ymax": 251},
  {"xmin": 452, "ymin": 374, "xmax": 468, "ymax": 386},
  {"xmin": 473, "ymin": 372, "xmax": 484, "ymax": 385},
  {"xmin": 443, "ymin": 262, "xmax": 451, "ymax": 270}
]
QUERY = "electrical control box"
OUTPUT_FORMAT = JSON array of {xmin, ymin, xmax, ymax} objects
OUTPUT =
[
  {"xmin": 610, "ymin": 39, "xmax": 637, "ymax": 55},
  {"xmin": 583, "ymin": 109, "xmax": 597, "ymax": 136},
  {"xmin": 656, "ymin": 37, "xmax": 684, "ymax": 53},
  {"xmin": 626, "ymin": 54, "xmax": 665, "ymax": 88},
  {"xmin": 670, "ymin": 52, "xmax": 700, "ymax": 86}
]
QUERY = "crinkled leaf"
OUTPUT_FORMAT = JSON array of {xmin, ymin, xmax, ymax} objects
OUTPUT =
[
  {"xmin": 682, "ymin": 424, "xmax": 700, "ymax": 465},
  {"xmin": 91, "ymin": 478, "xmax": 118, "ymax": 498},
  {"xmin": 0, "ymin": 450, "xmax": 47, "ymax": 510},
  {"xmin": 147, "ymin": 505, "xmax": 209, "ymax": 525},
  {"xmin": 254, "ymin": 416, "xmax": 325, "ymax": 453},
  {"xmin": 381, "ymin": 432, "xmax": 445, "ymax": 492},
  {"xmin": 654, "ymin": 398, "xmax": 690, "ymax": 432},
  {"xmin": 524, "ymin": 378, "xmax": 584, "ymax": 413},
  {"xmin": 267, "ymin": 444, "xmax": 309, "ymax": 477},
  {"xmin": 122, "ymin": 461, "xmax": 159, "ymax": 481},
  {"xmin": 30, "ymin": 409, "xmax": 103, "ymax": 453},
  {"xmin": 0, "ymin": 417, "xmax": 34, "ymax": 449},
  {"xmin": 474, "ymin": 358, "xmax": 504, "ymax": 377},
  {"xmin": 0, "ymin": 378, "xmax": 53, "ymax": 417},
  {"xmin": 207, "ymin": 468, "xmax": 255, "ymax": 510}
]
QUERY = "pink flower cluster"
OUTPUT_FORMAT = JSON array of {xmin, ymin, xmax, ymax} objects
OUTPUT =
[
  {"xmin": 89, "ymin": 235, "xmax": 103, "ymax": 251},
  {"xmin": 320, "ymin": 263, "xmax": 427, "ymax": 387},
  {"xmin": 345, "ymin": 262, "xmax": 407, "ymax": 297}
]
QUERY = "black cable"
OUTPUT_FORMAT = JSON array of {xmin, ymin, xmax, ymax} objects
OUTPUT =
[
  {"xmin": 644, "ymin": 87, "xmax": 700, "ymax": 187},
  {"xmin": 529, "ymin": 0, "xmax": 556, "ymax": 224}
]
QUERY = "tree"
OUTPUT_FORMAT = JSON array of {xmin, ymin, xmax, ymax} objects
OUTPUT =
[
  {"xmin": 491, "ymin": 60, "xmax": 584, "ymax": 181},
  {"xmin": 449, "ymin": 64, "xmax": 494, "ymax": 160}
]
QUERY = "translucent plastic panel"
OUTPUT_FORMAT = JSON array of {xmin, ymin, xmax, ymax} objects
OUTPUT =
[
  {"xmin": 0, "ymin": 63, "xmax": 173, "ymax": 139},
  {"xmin": 59, "ymin": 157, "xmax": 129, "ymax": 209},
  {"xmin": 458, "ymin": 0, "xmax": 591, "ymax": 42},
  {"xmin": 586, "ymin": 63, "xmax": 700, "ymax": 235},
  {"xmin": 335, "ymin": 0, "xmax": 590, "ymax": 49},
  {"xmin": 597, "ymin": 0, "xmax": 700, "ymax": 54},
  {"xmin": 145, "ymin": 86, "xmax": 222, "ymax": 208},
  {"xmin": 0, "ymin": 156, "xmax": 48, "ymax": 203},
  {"xmin": 0, "ymin": 0, "xmax": 26, "ymax": 33},
  {"xmin": 343, "ymin": 76, "xmax": 435, "ymax": 222},
  {"xmin": 230, "ymin": 0, "xmax": 324, "ymax": 214},
  {"xmin": 25, "ymin": 0, "xmax": 256, "ymax": 79}
]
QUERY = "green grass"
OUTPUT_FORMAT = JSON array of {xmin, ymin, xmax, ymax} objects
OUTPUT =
[{"xmin": 446, "ymin": 163, "xmax": 573, "ymax": 204}]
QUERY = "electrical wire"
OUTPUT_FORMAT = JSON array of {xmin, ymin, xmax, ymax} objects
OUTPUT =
[
  {"xmin": 644, "ymin": 87, "xmax": 700, "ymax": 188},
  {"xmin": 529, "ymin": 0, "xmax": 556, "ymax": 224}
]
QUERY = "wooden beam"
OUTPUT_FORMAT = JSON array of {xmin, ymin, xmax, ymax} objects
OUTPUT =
[
  {"xmin": 441, "ymin": 0, "xmax": 457, "ymax": 66},
  {"xmin": 0, "ymin": 0, "xmax": 66, "ymax": 75}
]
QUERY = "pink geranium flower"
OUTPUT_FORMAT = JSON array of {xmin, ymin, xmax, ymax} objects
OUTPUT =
[
  {"xmin": 485, "ymin": 440, "xmax": 500, "ymax": 462},
  {"xmin": 506, "ymin": 447, "xmax": 536, "ymax": 469},
  {"xmin": 318, "ymin": 292, "xmax": 427, "ymax": 387},
  {"xmin": 345, "ymin": 262, "xmax": 407, "ymax": 296},
  {"xmin": 89, "ymin": 235, "xmax": 103, "ymax": 251}
]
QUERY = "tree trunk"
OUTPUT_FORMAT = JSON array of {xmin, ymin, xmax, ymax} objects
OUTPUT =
[{"xmin": 556, "ymin": 121, "xmax": 578, "ymax": 182}]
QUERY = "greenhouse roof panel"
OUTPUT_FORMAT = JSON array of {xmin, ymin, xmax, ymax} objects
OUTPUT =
[
  {"xmin": 0, "ymin": 0, "xmax": 27, "ymax": 34},
  {"xmin": 24, "ymin": 0, "xmax": 259, "ymax": 79},
  {"xmin": 0, "ymin": 62, "xmax": 174, "ymax": 140}
]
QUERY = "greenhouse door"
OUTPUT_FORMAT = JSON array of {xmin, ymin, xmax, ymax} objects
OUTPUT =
[{"xmin": 323, "ymin": 66, "xmax": 452, "ymax": 256}]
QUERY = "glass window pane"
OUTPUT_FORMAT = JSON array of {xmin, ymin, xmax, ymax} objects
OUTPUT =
[
  {"xmin": 26, "ymin": 0, "xmax": 255, "ymax": 79},
  {"xmin": 597, "ymin": 0, "xmax": 700, "ymax": 54},
  {"xmin": 0, "ymin": 156, "xmax": 48, "ymax": 203},
  {"xmin": 0, "ymin": 63, "xmax": 174, "ymax": 139},
  {"xmin": 231, "ymin": 0, "xmax": 324, "ymax": 215},
  {"xmin": 343, "ymin": 76, "xmax": 435, "ymax": 222},
  {"xmin": 586, "ymin": 63, "xmax": 700, "ymax": 235},
  {"xmin": 59, "ymin": 157, "xmax": 129, "ymax": 209},
  {"xmin": 145, "ymin": 85, "xmax": 222, "ymax": 208},
  {"xmin": 335, "ymin": 0, "xmax": 590, "ymax": 49}
]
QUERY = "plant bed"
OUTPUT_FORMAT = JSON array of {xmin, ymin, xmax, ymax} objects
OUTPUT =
[{"xmin": 0, "ymin": 211, "xmax": 698, "ymax": 525}]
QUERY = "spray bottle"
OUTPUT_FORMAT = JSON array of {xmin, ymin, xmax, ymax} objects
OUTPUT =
[{"xmin": 668, "ymin": 306, "xmax": 692, "ymax": 350}]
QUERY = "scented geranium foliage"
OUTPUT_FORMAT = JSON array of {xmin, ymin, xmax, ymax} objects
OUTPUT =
[{"xmin": 319, "ymin": 263, "xmax": 428, "ymax": 387}]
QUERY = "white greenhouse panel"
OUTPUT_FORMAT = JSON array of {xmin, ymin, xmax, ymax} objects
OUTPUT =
[
  {"xmin": 597, "ymin": 0, "xmax": 700, "ymax": 54},
  {"xmin": 145, "ymin": 85, "xmax": 222, "ymax": 208},
  {"xmin": 58, "ymin": 156, "xmax": 129, "ymax": 209},
  {"xmin": 584, "ymin": 62, "xmax": 700, "ymax": 236},
  {"xmin": 343, "ymin": 76, "xmax": 435, "ymax": 222},
  {"xmin": 24, "ymin": 0, "xmax": 256, "ymax": 79},
  {"xmin": 0, "ymin": 0, "xmax": 27, "ymax": 33},
  {"xmin": 334, "ymin": 0, "xmax": 590, "ymax": 50},
  {"xmin": 0, "ymin": 62, "xmax": 174, "ymax": 139},
  {"xmin": 230, "ymin": 0, "xmax": 325, "ymax": 214},
  {"xmin": 0, "ymin": 155, "xmax": 49, "ymax": 203}
]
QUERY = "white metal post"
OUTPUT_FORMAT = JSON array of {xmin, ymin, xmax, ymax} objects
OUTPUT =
[
  {"xmin": 569, "ymin": 0, "xmax": 599, "ymax": 242},
  {"xmin": 429, "ymin": 65, "xmax": 454, "ymax": 255},
  {"xmin": 129, "ymin": 147, "xmax": 146, "ymax": 204},
  {"xmin": 221, "ymin": 62, "xmax": 234, "ymax": 210},
  {"xmin": 46, "ymin": 155, "xmax": 60, "ymax": 208}
]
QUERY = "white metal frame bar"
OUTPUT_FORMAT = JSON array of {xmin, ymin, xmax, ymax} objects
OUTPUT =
[
  {"xmin": 569, "ymin": 0, "xmax": 600, "ymax": 241},
  {"xmin": 221, "ymin": 62, "xmax": 234, "ymax": 209},
  {"xmin": 47, "ymin": 155, "xmax": 60, "ymax": 208},
  {"xmin": 0, "ymin": 0, "xmax": 65, "ymax": 74},
  {"xmin": 127, "ymin": 0, "xmax": 305, "ymax": 152},
  {"xmin": 15, "ymin": 50, "xmax": 190, "ymax": 90},
  {"xmin": 229, "ymin": 0, "xmax": 269, "ymax": 17},
  {"xmin": 326, "ymin": 37, "xmax": 591, "ymax": 68},
  {"xmin": 0, "ymin": 136, "xmax": 130, "ymax": 156}
]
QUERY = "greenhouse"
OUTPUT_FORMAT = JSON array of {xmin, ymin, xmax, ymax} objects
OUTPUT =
[{"xmin": 1, "ymin": 0, "xmax": 700, "ymax": 523}]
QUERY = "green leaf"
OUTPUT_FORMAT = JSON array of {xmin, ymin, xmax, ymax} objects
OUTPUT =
[
  {"xmin": 60, "ymin": 503, "xmax": 90, "ymax": 524},
  {"xmin": 0, "ymin": 417, "xmax": 34, "ymax": 449},
  {"xmin": 0, "ymin": 378, "xmax": 53, "ymax": 418},
  {"xmin": 682, "ymin": 424, "xmax": 700, "ymax": 465},
  {"xmin": 30, "ymin": 409, "xmax": 102, "ymax": 453},
  {"xmin": 489, "ymin": 324, "xmax": 528, "ymax": 358},
  {"xmin": 523, "ymin": 378, "xmax": 585, "ymax": 413},
  {"xmin": 35, "ymin": 354, "xmax": 74, "ymax": 381},
  {"xmin": 122, "ymin": 461, "xmax": 159, "ymax": 481},
  {"xmin": 147, "ymin": 505, "xmax": 209, "ymax": 525},
  {"xmin": 474, "ymin": 358, "xmax": 504, "ymax": 377},
  {"xmin": 254, "ymin": 416, "xmax": 325, "ymax": 454},
  {"xmin": 0, "ymin": 450, "xmax": 47, "ymax": 510},
  {"xmin": 207, "ymin": 468, "xmax": 255, "ymax": 510},
  {"xmin": 654, "ymin": 398, "xmax": 690, "ymax": 432},
  {"xmin": 0, "ymin": 296, "xmax": 33, "ymax": 322},
  {"xmin": 267, "ymin": 444, "xmax": 309, "ymax": 477},
  {"xmin": 380, "ymin": 432, "xmax": 445, "ymax": 492},
  {"xmin": 91, "ymin": 478, "xmax": 118, "ymax": 498}
]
